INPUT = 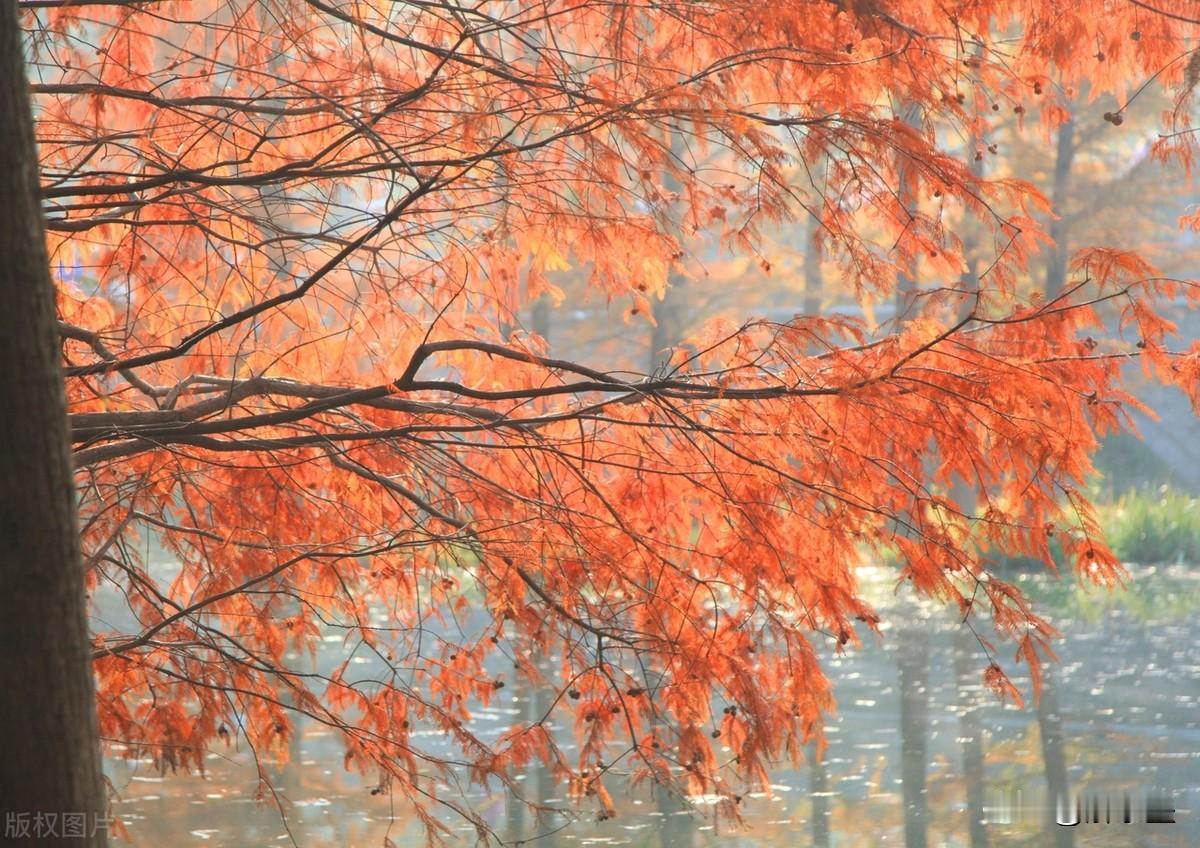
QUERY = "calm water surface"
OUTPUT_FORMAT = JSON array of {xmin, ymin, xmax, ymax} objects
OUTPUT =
[{"xmin": 103, "ymin": 564, "xmax": 1200, "ymax": 847}]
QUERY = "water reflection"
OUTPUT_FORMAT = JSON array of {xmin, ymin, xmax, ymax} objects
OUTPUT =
[
  {"xmin": 897, "ymin": 624, "xmax": 931, "ymax": 848},
  {"xmin": 105, "ymin": 564, "xmax": 1200, "ymax": 846},
  {"xmin": 1037, "ymin": 661, "xmax": 1075, "ymax": 848},
  {"xmin": 806, "ymin": 740, "xmax": 830, "ymax": 848},
  {"xmin": 953, "ymin": 625, "xmax": 988, "ymax": 848}
]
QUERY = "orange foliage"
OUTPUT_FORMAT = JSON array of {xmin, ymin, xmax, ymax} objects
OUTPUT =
[{"xmin": 22, "ymin": 0, "xmax": 1200, "ymax": 836}]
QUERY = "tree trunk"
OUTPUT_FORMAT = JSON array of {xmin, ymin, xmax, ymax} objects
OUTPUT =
[
  {"xmin": 959, "ymin": 108, "xmax": 986, "ymax": 307},
  {"xmin": 954, "ymin": 627, "xmax": 989, "ymax": 848},
  {"xmin": 0, "ymin": 4, "xmax": 108, "ymax": 845},
  {"xmin": 1037, "ymin": 663, "xmax": 1075, "ymax": 848},
  {"xmin": 531, "ymin": 650, "xmax": 559, "ymax": 843},
  {"xmin": 655, "ymin": 779, "xmax": 693, "ymax": 848},
  {"xmin": 649, "ymin": 280, "xmax": 686, "ymax": 373},
  {"xmin": 1043, "ymin": 115, "xmax": 1076, "ymax": 300},
  {"xmin": 897, "ymin": 626, "xmax": 930, "ymax": 848},
  {"xmin": 532, "ymin": 293, "xmax": 552, "ymax": 344},
  {"xmin": 649, "ymin": 132, "xmax": 690, "ymax": 374},
  {"xmin": 504, "ymin": 674, "xmax": 528, "ymax": 842},
  {"xmin": 802, "ymin": 193, "xmax": 823, "ymax": 319},
  {"xmin": 807, "ymin": 740, "xmax": 831, "ymax": 848},
  {"xmin": 892, "ymin": 101, "xmax": 922, "ymax": 323}
]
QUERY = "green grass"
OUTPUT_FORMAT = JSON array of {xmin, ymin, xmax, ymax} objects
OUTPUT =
[{"xmin": 1100, "ymin": 486, "xmax": 1200, "ymax": 565}]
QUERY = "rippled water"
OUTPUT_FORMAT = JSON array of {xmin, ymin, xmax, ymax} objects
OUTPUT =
[{"xmin": 104, "ymin": 564, "xmax": 1200, "ymax": 847}]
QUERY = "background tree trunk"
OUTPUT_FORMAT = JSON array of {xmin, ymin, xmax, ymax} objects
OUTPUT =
[
  {"xmin": 897, "ymin": 626, "xmax": 930, "ymax": 848},
  {"xmin": 954, "ymin": 627, "xmax": 990, "ymax": 848},
  {"xmin": 0, "ymin": 3, "xmax": 108, "ymax": 845},
  {"xmin": 1037, "ymin": 663, "xmax": 1075, "ymax": 848},
  {"xmin": 807, "ymin": 740, "xmax": 831, "ymax": 848},
  {"xmin": 1043, "ymin": 114, "xmax": 1076, "ymax": 300},
  {"xmin": 802, "ymin": 206, "xmax": 823, "ymax": 319},
  {"xmin": 892, "ymin": 101, "xmax": 923, "ymax": 322}
]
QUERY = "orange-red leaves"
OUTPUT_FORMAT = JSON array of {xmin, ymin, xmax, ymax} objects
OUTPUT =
[
  {"xmin": 983, "ymin": 662, "xmax": 1025, "ymax": 709},
  {"xmin": 41, "ymin": 0, "xmax": 1200, "ymax": 838}
]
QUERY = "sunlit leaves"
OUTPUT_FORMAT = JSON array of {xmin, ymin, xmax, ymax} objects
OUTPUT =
[{"xmin": 24, "ymin": 0, "xmax": 1200, "ymax": 836}]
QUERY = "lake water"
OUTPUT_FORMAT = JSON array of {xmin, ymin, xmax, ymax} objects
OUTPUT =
[{"xmin": 103, "ymin": 563, "xmax": 1200, "ymax": 847}]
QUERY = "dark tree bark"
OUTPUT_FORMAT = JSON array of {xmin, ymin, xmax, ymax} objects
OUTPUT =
[{"xmin": 0, "ymin": 3, "xmax": 108, "ymax": 845}]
